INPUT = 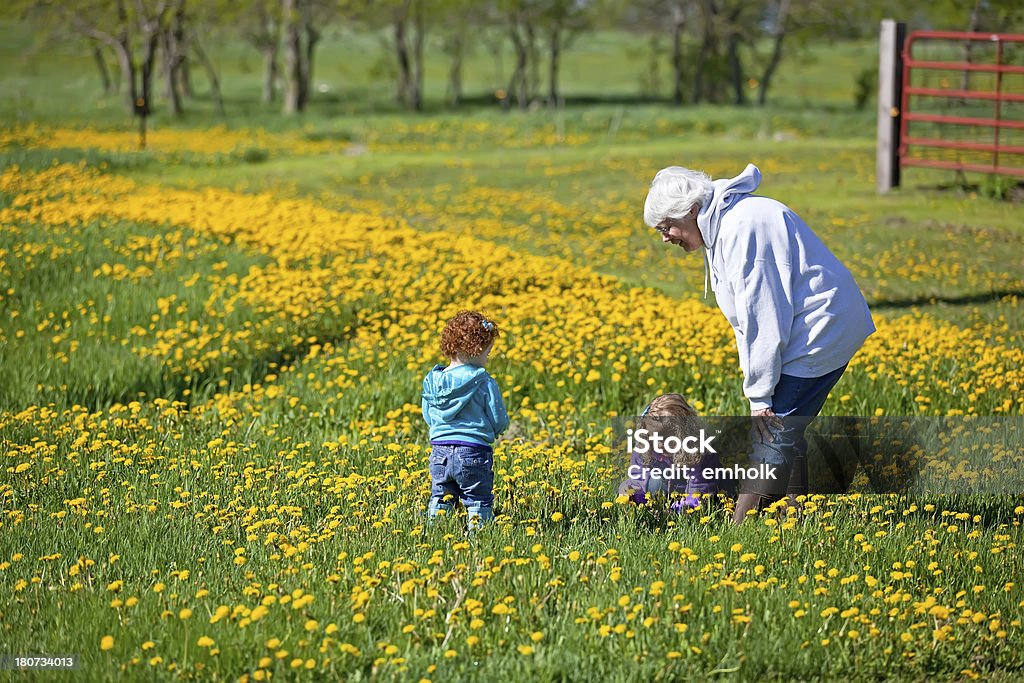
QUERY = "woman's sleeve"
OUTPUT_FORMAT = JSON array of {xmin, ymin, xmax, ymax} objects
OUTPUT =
[{"xmin": 724, "ymin": 227, "xmax": 794, "ymax": 412}]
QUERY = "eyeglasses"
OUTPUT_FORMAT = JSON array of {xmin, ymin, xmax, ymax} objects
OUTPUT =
[{"xmin": 653, "ymin": 220, "xmax": 673, "ymax": 236}]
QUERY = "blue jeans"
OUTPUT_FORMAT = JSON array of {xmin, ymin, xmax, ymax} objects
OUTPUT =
[
  {"xmin": 428, "ymin": 443, "xmax": 494, "ymax": 527},
  {"xmin": 746, "ymin": 364, "xmax": 848, "ymax": 498}
]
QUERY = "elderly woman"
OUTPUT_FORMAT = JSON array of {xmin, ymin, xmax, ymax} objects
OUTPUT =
[{"xmin": 644, "ymin": 163, "xmax": 875, "ymax": 523}]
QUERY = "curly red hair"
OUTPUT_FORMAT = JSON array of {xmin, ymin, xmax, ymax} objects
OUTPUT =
[{"xmin": 440, "ymin": 310, "xmax": 500, "ymax": 359}]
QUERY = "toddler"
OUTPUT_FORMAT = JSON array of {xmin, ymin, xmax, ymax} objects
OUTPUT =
[
  {"xmin": 422, "ymin": 311, "xmax": 508, "ymax": 528},
  {"xmin": 618, "ymin": 393, "xmax": 723, "ymax": 510}
]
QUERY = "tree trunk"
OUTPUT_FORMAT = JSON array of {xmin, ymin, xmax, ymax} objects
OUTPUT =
[
  {"xmin": 508, "ymin": 21, "xmax": 528, "ymax": 110},
  {"xmin": 725, "ymin": 5, "xmax": 746, "ymax": 105},
  {"xmin": 411, "ymin": 0, "xmax": 424, "ymax": 111},
  {"xmin": 692, "ymin": 0, "xmax": 717, "ymax": 104},
  {"xmin": 137, "ymin": 15, "xmax": 163, "ymax": 147},
  {"xmin": 92, "ymin": 43, "xmax": 112, "ymax": 95},
  {"xmin": 447, "ymin": 34, "xmax": 463, "ymax": 108},
  {"xmin": 119, "ymin": 47, "xmax": 135, "ymax": 114},
  {"xmin": 727, "ymin": 33, "xmax": 746, "ymax": 105},
  {"xmin": 526, "ymin": 19, "xmax": 539, "ymax": 103},
  {"xmin": 262, "ymin": 44, "xmax": 278, "ymax": 104},
  {"xmin": 111, "ymin": 46, "xmax": 123, "ymax": 94},
  {"xmin": 141, "ymin": 27, "xmax": 161, "ymax": 111},
  {"xmin": 394, "ymin": 14, "xmax": 411, "ymax": 107},
  {"xmin": 301, "ymin": 1, "xmax": 318, "ymax": 109},
  {"xmin": 192, "ymin": 38, "xmax": 226, "ymax": 119},
  {"xmin": 172, "ymin": 1, "xmax": 192, "ymax": 98},
  {"xmin": 729, "ymin": 36, "xmax": 745, "ymax": 104},
  {"xmin": 162, "ymin": 30, "xmax": 184, "ymax": 115},
  {"xmin": 161, "ymin": 0, "xmax": 186, "ymax": 116},
  {"xmin": 960, "ymin": 0, "xmax": 983, "ymax": 92},
  {"xmin": 757, "ymin": 0, "xmax": 789, "ymax": 106},
  {"xmin": 282, "ymin": 0, "xmax": 303, "ymax": 113},
  {"xmin": 302, "ymin": 27, "xmax": 318, "ymax": 108},
  {"xmin": 671, "ymin": 3, "xmax": 685, "ymax": 106},
  {"xmin": 173, "ymin": 0, "xmax": 192, "ymax": 98},
  {"xmin": 249, "ymin": 2, "xmax": 279, "ymax": 105},
  {"xmin": 547, "ymin": 26, "xmax": 561, "ymax": 107},
  {"xmin": 116, "ymin": 0, "xmax": 137, "ymax": 114},
  {"xmin": 69, "ymin": 0, "xmax": 168, "ymax": 114},
  {"xmin": 178, "ymin": 58, "xmax": 194, "ymax": 98}
]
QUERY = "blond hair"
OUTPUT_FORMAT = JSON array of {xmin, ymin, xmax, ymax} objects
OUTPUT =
[
  {"xmin": 637, "ymin": 393, "xmax": 703, "ymax": 468},
  {"xmin": 644, "ymin": 393, "xmax": 697, "ymax": 418}
]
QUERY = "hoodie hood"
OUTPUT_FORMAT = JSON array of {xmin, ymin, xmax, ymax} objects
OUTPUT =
[
  {"xmin": 422, "ymin": 364, "xmax": 490, "ymax": 420},
  {"xmin": 697, "ymin": 163, "xmax": 762, "ymax": 250},
  {"xmin": 696, "ymin": 164, "xmax": 762, "ymax": 297}
]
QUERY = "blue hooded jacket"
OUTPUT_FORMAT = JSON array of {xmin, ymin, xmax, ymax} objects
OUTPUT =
[{"xmin": 421, "ymin": 364, "xmax": 509, "ymax": 447}]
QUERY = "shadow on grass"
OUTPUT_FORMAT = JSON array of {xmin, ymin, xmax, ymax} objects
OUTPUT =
[
  {"xmin": 870, "ymin": 288, "xmax": 1024, "ymax": 310},
  {"xmin": 60, "ymin": 326, "xmax": 359, "ymax": 414}
]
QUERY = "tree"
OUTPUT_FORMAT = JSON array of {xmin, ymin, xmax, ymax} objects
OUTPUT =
[
  {"xmin": 437, "ymin": 0, "xmax": 485, "ymax": 108},
  {"xmin": 723, "ymin": 2, "xmax": 748, "ymax": 105},
  {"xmin": 186, "ymin": 1, "xmax": 228, "ymax": 117},
  {"xmin": 92, "ymin": 41, "xmax": 116, "ymax": 94},
  {"xmin": 692, "ymin": 0, "xmax": 723, "ymax": 104},
  {"xmin": 745, "ymin": 0, "xmax": 907, "ymax": 106},
  {"xmin": 239, "ymin": 0, "xmax": 283, "ymax": 105},
  {"xmin": 539, "ymin": 0, "xmax": 591, "ymax": 106},
  {"xmin": 756, "ymin": 0, "xmax": 789, "ymax": 106},
  {"xmin": 345, "ymin": 0, "xmax": 427, "ymax": 111},
  {"xmin": 668, "ymin": 0, "xmax": 689, "ymax": 105},
  {"xmin": 281, "ymin": 0, "xmax": 334, "ymax": 114},
  {"xmin": 611, "ymin": 0, "xmax": 704, "ymax": 105},
  {"xmin": 282, "ymin": 0, "xmax": 304, "ymax": 113},
  {"xmin": 500, "ymin": 0, "xmax": 543, "ymax": 109},
  {"xmin": 43, "ymin": 0, "xmax": 173, "ymax": 117},
  {"xmin": 160, "ymin": 0, "xmax": 187, "ymax": 115},
  {"xmin": 393, "ymin": 0, "xmax": 426, "ymax": 111}
]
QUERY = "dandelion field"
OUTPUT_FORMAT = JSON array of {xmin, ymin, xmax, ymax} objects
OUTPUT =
[{"xmin": 3, "ymin": 37, "xmax": 1024, "ymax": 683}]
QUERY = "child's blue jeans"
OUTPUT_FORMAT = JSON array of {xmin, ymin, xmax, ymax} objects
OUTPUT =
[{"xmin": 428, "ymin": 443, "xmax": 494, "ymax": 528}]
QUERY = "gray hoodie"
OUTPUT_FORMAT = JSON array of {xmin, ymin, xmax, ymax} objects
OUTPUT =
[{"xmin": 696, "ymin": 164, "xmax": 876, "ymax": 410}]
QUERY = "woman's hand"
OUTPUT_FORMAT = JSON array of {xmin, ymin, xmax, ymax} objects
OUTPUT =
[{"xmin": 752, "ymin": 407, "xmax": 783, "ymax": 443}]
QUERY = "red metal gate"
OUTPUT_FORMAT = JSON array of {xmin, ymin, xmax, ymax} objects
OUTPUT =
[{"xmin": 899, "ymin": 30, "xmax": 1024, "ymax": 178}]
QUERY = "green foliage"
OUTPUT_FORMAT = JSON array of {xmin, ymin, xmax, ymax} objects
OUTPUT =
[
  {"xmin": 854, "ymin": 67, "xmax": 876, "ymax": 111},
  {"xmin": 979, "ymin": 174, "xmax": 1021, "ymax": 201},
  {"xmin": 241, "ymin": 146, "xmax": 270, "ymax": 163}
]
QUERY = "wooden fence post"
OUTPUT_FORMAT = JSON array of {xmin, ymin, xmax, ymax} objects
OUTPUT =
[{"xmin": 877, "ymin": 19, "xmax": 906, "ymax": 193}]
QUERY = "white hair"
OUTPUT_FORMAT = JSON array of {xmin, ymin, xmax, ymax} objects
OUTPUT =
[{"xmin": 643, "ymin": 166, "xmax": 714, "ymax": 227}]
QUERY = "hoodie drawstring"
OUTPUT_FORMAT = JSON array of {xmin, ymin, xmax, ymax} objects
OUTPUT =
[
  {"xmin": 703, "ymin": 248, "xmax": 710, "ymax": 300},
  {"xmin": 696, "ymin": 164, "xmax": 762, "ymax": 301}
]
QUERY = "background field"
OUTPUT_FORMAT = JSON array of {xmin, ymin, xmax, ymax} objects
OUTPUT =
[{"xmin": 1, "ymin": 16, "xmax": 1023, "ymax": 682}]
